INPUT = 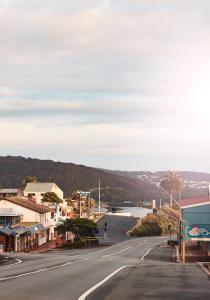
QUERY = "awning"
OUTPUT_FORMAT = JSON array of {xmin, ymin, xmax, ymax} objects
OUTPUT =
[
  {"xmin": 0, "ymin": 227, "xmax": 17, "ymax": 237},
  {"xmin": 15, "ymin": 224, "xmax": 47, "ymax": 235}
]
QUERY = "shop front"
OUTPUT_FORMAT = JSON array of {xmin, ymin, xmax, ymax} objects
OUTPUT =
[{"xmin": 179, "ymin": 197, "xmax": 210, "ymax": 262}]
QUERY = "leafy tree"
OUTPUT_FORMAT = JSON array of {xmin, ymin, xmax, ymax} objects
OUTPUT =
[
  {"xmin": 22, "ymin": 176, "xmax": 38, "ymax": 188},
  {"xmin": 131, "ymin": 221, "xmax": 162, "ymax": 237},
  {"xmin": 42, "ymin": 192, "xmax": 63, "ymax": 204},
  {"xmin": 144, "ymin": 213, "xmax": 177, "ymax": 235},
  {"xmin": 160, "ymin": 171, "xmax": 184, "ymax": 207},
  {"xmin": 56, "ymin": 218, "xmax": 97, "ymax": 238}
]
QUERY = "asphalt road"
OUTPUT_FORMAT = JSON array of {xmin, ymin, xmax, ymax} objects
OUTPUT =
[
  {"xmin": 97, "ymin": 214, "xmax": 137, "ymax": 243},
  {"xmin": 0, "ymin": 215, "xmax": 209, "ymax": 300}
]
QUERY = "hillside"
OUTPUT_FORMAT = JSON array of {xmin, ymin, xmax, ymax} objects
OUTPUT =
[
  {"xmin": 0, "ymin": 156, "xmax": 164, "ymax": 206},
  {"xmin": 109, "ymin": 169, "xmax": 209, "ymax": 199},
  {"xmin": 109, "ymin": 170, "xmax": 210, "ymax": 181}
]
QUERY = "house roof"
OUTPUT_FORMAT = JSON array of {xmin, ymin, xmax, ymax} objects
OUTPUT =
[
  {"xmin": 0, "ymin": 207, "xmax": 22, "ymax": 217},
  {"xmin": 0, "ymin": 189, "xmax": 19, "ymax": 194},
  {"xmin": 24, "ymin": 182, "xmax": 56, "ymax": 193},
  {"xmin": 179, "ymin": 197, "xmax": 210, "ymax": 208},
  {"xmin": 3, "ymin": 197, "xmax": 51, "ymax": 214},
  {"xmin": 0, "ymin": 223, "xmax": 46, "ymax": 237},
  {"xmin": 16, "ymin": 223, "xmax": 46, "ymax": 235},
  {"xmin": 0, "ymin": 227, "xmax": 17, "ymax": 236}
]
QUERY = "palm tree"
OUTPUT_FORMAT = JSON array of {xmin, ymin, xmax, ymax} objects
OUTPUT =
[{"xmin": 160, "ymin": 171, "xmax": 184, "ymax": 207}]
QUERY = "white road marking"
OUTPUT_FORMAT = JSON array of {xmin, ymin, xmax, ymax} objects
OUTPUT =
[
  {"xmin": 0, "ymin": 258, "xmax": 23, "ymax": 271},
  {"xmin": 141, "ymin": 248, "xmax": 153, "ymax": 260},
  {"xmin": 102, "ymin": 247, "xmax": 131, "ymax": 258},
  {"xmin": 8, "ymin": 258, "xmax": 22, "ymax": 267},
  {"xmin": 0, "ymin": 259, "xmax": 88, "ymax": 282},
  {"xmin": 88, "ymin": 246, "xmax": 117, "ymax": 255},
  {"xmin": 78, "ymin": 265, "xmax": 130, "ymax": 300}
]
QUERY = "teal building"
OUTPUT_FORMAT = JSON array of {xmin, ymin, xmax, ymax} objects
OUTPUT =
[{"xmin": 179, "ymin": 197, "xmax": 210, "ymax": 261}]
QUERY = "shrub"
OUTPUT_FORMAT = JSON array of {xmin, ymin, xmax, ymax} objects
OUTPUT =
[
  {"xmin": 131, "ymin": 221, "xmax": 162, "ymax": 237},
  {"xmin": 144, "ymin": 213, "xmax": 178, "ymax": 235}
]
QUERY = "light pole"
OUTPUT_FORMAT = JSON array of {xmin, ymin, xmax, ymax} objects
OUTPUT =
[
  {"xmin": 98, "ymin": 179, "xmax": 101, "ymax": 215},
  {"xmin": 89, "ymin": 182, "xmax": 109, "ymax": 215}
]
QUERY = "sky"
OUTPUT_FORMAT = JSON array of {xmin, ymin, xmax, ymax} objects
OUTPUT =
[{"xmin": 1, "ymin": 0, "xmax": 210, "ymax": 172}]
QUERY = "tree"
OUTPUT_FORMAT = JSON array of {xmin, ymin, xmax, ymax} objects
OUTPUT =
[
  {"xmin": 160, "ymin": 171, "xmax": 184, "ymax": 207},
  {"xmin": 56, "ymin": 218, "xmax": 97, "ymax": 238},
  {"xmin": 22, "ymin": 176, "xmax": 38, "ymax": 188},
  {"xmin": 42, "ymin": 192, "xmax": 63, "ymax": 204}
]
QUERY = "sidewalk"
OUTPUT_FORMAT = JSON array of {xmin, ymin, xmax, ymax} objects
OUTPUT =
[{"xmin": 29, "ymin": 240, "xmax": 58, "ymax": 253}]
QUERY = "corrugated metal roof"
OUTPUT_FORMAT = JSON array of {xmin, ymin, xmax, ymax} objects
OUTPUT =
[
  {"xmin": 24, "ymin": 182, "xmax": 55, "ymax": 193},
  {"xmin": 0, "ymin": 223, "xmax": 46, "ymax": 236},
  {"xmin": 0, "ymin": 189, "xmax": 19, "ymax": 194},
  {"xmin": 0, "ymin": 227, "xmax": 17, "ymax": 236},
  {"xmin": 3, "ymin": 197, "xmax": 51, "ymax": 214},
  {"xmin": 0, "ymin": 207, "xmax": 22, "ymax": 216},
  {"xmin": 179, "ymin": 197, "xmax": 210, "ymax": 208},
  {"xmin": 15, "ymin": 223, "xmax": 46, "ymax": 235}
]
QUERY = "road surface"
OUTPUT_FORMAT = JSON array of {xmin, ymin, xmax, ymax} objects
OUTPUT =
[{"xmin": 0, "ymin": 215, "xmax": 209, "ymax": 300}]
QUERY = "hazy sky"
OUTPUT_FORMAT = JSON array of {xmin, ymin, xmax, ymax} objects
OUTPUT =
[{"xmin": 1, "ymin": 0, "xmax": 210, "ymax": 171}]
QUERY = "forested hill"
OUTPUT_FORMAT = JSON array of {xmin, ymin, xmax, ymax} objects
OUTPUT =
[{"xmin": 0, "ymin": 156, "xmax": 164, "ymax": 206}]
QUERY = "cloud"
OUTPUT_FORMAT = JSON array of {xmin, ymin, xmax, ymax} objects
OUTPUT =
[{"xmin": 0, "ymin": 0, "xmax": 210, "ymax": 170}]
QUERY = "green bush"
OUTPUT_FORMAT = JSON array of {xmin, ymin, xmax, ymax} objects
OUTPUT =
[{"xmin": 131, "ymin": 221, "xmax": 162, "ymax": 237}]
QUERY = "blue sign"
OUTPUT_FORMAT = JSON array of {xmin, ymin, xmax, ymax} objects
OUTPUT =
[{"xmin": 79, "ymin": 191, "xmax": 90, "ymax": 197}]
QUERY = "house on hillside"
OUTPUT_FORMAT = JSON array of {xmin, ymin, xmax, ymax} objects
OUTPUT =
[
  {"xmin": 24, "ymin": 182, "xmax": 65, "ymax": 222},
  {"xmin": 24, "ymin": 182, "xmax": 63, "ymax": 204},
  {"xmin": 0, "ymin": 197, "xmax": 55, "ymax": 252}
]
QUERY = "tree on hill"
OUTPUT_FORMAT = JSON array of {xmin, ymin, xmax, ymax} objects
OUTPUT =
[
  {"xmin": 22, "ymin": 176, "xmax": 38, "ymax": 188},
  {"xmin": 42, "ymin": 192, "xmax": 63, "ymax": 204},
  {"xmin": 160, "ymin": 171, "xmax": 184, "ymax": 207}
]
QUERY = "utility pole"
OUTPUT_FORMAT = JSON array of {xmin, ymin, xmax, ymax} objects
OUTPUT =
[
  {"xmin": 98, "ymin": 179, "xmax": 101, "ymax": 214},
  {"xmin": 79, "ymin": 192, "xmax": 82, "ymax": 218}
]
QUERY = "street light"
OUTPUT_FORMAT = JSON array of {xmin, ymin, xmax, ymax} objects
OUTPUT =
[{"xmin": 89, "ymin": 181, "xmax": 109, "ymax": 214}]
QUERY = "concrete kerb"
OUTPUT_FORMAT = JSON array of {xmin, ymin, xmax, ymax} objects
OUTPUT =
[
  {"xmin": 95, "ymin": 213, "xmax": 106, "ymax": 223},
  {"xmin": 197, "ymin": 262, "xmax": 210, "ymax": 279}
]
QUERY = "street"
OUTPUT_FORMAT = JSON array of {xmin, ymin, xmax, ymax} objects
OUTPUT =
[{"xmin": 0, "ymin": 215, "xmax": 209, "ymax": 300}]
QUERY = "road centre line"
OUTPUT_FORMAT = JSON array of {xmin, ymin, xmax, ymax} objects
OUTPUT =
[
  {"xmin": 0, "ymin": 259, "xmax": 88, "ymax": 282},
  {"xmin": 78, "ymin": 265, "xmax": 132, "ymax": 300},
  {"xmin": 102, "ymin": 247, "xmax": 131, "ymax": 258},
  {"xmin": 141, "ymin": 248, "xmax": 153, "ymax": 260}
]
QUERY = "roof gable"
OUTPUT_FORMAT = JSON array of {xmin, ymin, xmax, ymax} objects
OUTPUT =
[{"xmin": 24, "ymin": 182, "xmax": 55, "ymax": 193}]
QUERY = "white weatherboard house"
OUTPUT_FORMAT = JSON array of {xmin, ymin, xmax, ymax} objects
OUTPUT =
[
  {"xmin": 0, "ymin": 197, "xmax": 55, "ymax": 250},
  {"xmin": 24, "ymin": 182, "xmax": 64, "ymax": 204}
]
